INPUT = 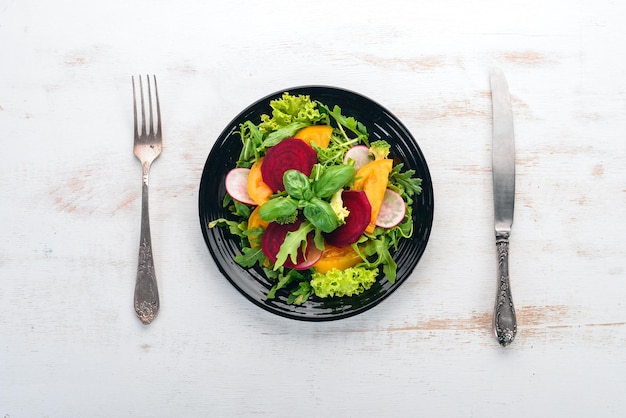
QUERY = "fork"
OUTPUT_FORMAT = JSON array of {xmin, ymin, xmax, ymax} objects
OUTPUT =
[{"xmin": 132, "ymin": 75, "xmax": 162, "ymax": 324}]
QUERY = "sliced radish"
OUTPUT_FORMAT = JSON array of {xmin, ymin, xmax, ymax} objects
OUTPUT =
[
  {"xmin": 292, "ymin": 244, "xmax": 323, "ymax": 270},
  {"xmin": 375, "ymin": 189, "xmax": 406, "ymax": 228},
  {"xmin": 343, "ymin": 145, "xmax": 372, "ymax": 170},
  {"xmin": 225, "ymin": 167, "xmax": 256, "ymax": 205}
]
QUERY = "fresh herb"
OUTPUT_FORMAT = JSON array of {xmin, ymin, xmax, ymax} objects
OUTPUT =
[{"xmin": 390, "ymin": 163, "xmax": 423, "ymax": 197}]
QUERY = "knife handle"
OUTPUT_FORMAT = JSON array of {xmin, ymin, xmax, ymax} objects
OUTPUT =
[{"xmin": 494, "ymin": 234, "xmax": 517, "ymax": 346}]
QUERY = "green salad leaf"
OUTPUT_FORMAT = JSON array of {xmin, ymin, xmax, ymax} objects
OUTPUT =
[
  {"xmin": 258, "ymin": 196, "xmax": 299, "ymax": 223},
  {"xmin": 302, "ymin": 198, "xmax": 338, "ymax": 233},
  {"xmin": 259, "ymin": 93, "xmax": 322, "ymax": 134},
  {"xmin": 312, "ymin": 164, "xmax": 356, "ymax": 198},
  {"xmin": 287, "ymin": 281, "xmax": 313, "ymax": 305},
  {"xmin": 311, "ymin": 266, "xmax": 378, "ymax": 298},
  {"xmin": 390, "ymin": 163, "xmax": 423, "ymax": 197},
  {"xmin": 274, "ymin": 221, "xmax": 316, "ymax": 269}
]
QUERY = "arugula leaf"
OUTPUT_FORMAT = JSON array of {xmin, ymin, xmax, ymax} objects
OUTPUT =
[
  {"xmin": 287, "ymin": 281, "xmax": 313, "ymax": 305},
  {"xmin": 318, "ymin": 103, "xmax": 369, "ymax": 145},
  {"xmin": 274, "ymin": 221, "xmax": 315, "ymax": 269},
  {"xmin": 390, "ymin": 164, "xmax": 422, "ymax": 197},
  {"xmin": 244, "ymin": 226, "xmax": 265, "ymax": 248},
  {"xmin": 229, "ymin": 200, "xmax": 252, "ymax": 219},
  {"xmin": 267, "ymin": 269, "xmax": 305, "ymax": 299},
  {"xmin": 313, "ymin": 227, "xmax": 325, "ymax": 250},
  {"xmin": 355, "ymin": 234, "xmax": 397, "ymax": 284},
  {"xmin": 208, "ymin": 218, "xmax": 246, "ymax": 238},
  {"xmin": 237, "ymin": 121, "xmax": 264, "ymax": 167},
  {"xmin": 235, "ymin": 246, "xmax": 266, "ymax": 268}
]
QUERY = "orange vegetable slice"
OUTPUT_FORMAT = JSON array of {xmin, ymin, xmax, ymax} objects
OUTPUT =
[
  {"xmin": 294, "ymin": 125, "xmax": 333, "ymax": 149},
  {"xmin": 247, "ymin": 206, "xmax": 269, "ymax": 230},
  {"xmin": 247, "ymin": 158, "xmax": 273, "ymax": 205},
  {"xmin": 313, "ymin": 244, "xmax": 363, "ymax": 274},
  {"xmin": 247, "ymin": 206, "xmax": 269, "ymax": 247},
  {"xmin": 352, "ymin": 159, "xmax": 393, "ymax": 233}
]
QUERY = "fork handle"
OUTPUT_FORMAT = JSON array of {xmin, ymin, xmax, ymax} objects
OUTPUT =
[
  {"xmin": 494, "ymin": 234, "xmax": 516, "ymax": 346},
  {"xmin": 135, "ymin": 162, "xmax": 159, "ymax": 324}
]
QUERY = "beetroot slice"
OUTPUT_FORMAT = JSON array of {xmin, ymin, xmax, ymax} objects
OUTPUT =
[
  {"xmin": 261, "ymin": 138, "xmax": 317, "ymax": 192},
  {"xmin": 324, "ymin": 190, "xmax": 371, "ymax": 248},
  {"xmin": 261, "ymin": 219, "xmax": 318, "ymax": 270}
]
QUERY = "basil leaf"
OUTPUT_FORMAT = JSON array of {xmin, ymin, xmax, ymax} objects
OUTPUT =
[
  {"xmin": 283, "ymin": 169, "xmax": 313, "ymax": 201},
  {"xmin": 313, "ymin": 165, "xmax": 355, "ymax": 199},
  {"xmin": 303, "ymin": 198, "xmax": 339, "ymax": 233},
  {"xmin": 258, "ymin": 197, "xmax": 298, "ymax": 222}
]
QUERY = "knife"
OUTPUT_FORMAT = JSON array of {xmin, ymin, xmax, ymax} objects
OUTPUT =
[{"xmin": 489, "ymin": 68, "xmax": 517, "ymax": 347}]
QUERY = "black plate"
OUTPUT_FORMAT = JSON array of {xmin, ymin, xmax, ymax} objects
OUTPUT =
[{"xmin": 199, "ymin": 86, "xmax": 434, "ymax": 321}]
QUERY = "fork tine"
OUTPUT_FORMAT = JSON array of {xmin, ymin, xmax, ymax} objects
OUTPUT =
[
  {"xmin": 139, "ymin": 75, "xmax": 147, "ymax": 138},
  {"xmin": 146, "ymin": 74, "xmax": 154, "ymax": 137},
  {"xmin": 132, "ymin": 76, "xmax": 138, "ymax": 140},
  {"xmin": 153, "ymin": 75, "xmax": 161, "ymax": 138},
  {"xmin": 132, "ymin": 75, "xmax": 161, "ymax": 142}
]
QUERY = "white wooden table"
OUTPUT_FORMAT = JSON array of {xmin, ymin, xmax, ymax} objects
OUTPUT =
[{"xmin": 2, "ymin": 0, "xmax": 625, "ymax": 416}]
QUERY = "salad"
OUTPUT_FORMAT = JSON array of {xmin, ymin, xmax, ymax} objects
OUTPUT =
[{"xmin": 209, "ymin": 92, "xmax": 422, "ymax": 305}]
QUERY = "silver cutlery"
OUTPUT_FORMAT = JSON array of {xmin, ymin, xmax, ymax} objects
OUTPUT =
[
  {"xmin": 132, "ymin": 75, "xmax": 161, "ymax": 324},
  {"xmin": 489, "ymin": 68, "xmax": 517, "ymax": 346}
]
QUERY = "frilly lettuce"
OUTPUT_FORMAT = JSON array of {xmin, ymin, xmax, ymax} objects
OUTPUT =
[
  {"xmin": 258, "ymin": 93, "xmax": 322, "ymax": 134},
  {"xmin": 311, "ymin": 266, "xmax": 378, "ymax": 298}
]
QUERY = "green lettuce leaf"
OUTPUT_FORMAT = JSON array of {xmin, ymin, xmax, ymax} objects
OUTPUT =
[
  {"xmin": 310, "ymin": 266, "xmax": 378, "ymax": 298},
  {"xmin": 258, "ymin": 93, "xmax": 322, "ymax": 134}
]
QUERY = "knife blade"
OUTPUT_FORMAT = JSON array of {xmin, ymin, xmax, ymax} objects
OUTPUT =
[{"xmin": 490, "ymin": 68, "xmax": 517, "ymax": 347}]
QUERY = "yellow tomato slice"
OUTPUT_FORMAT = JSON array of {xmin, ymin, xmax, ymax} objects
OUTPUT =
[
  {"xmin": 313, "ymin": 244, "xmax": 363, "ymax": 274},
  {"xmin": 247, "ymin": 158, "xmax": 273, "ymax": 205},
  {"xmin": 247, "ymin": 206, "xmax": 269, "ymax": 248},
  {"xmin": 294, "ymin": 125, "xmax": 333, "ymax": 149},
  {"xmin": 352, "ymin": 159, "xmax": 393, "ymax": 233}
]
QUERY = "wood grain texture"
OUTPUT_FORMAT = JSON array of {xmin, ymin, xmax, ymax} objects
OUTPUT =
[{"xmin": 1, "ymin": 0, "xmax": 626, "ymax": 417}]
